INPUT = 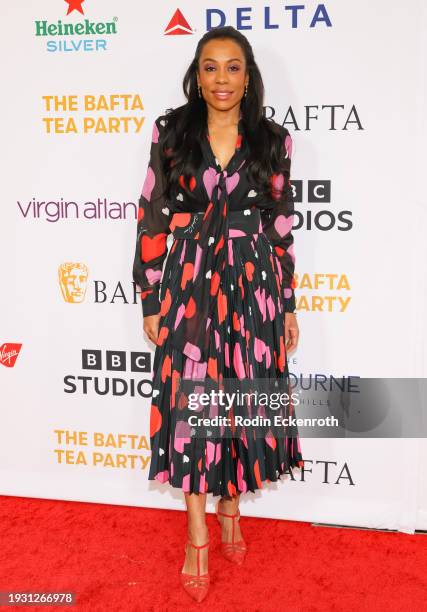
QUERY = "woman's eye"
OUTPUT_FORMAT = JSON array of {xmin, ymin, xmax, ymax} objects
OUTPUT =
[{"xmin": 204, "ymin": 65, "xmax": 240, "ymax": 72}]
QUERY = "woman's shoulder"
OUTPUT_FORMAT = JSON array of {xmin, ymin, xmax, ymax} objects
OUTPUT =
[
  {"xmin": 149, "ymin": 111, "xmax": 175, "ymax": 146},
  {"xmin": 151, "ymin": 113, "xmax": 169, "ymax": 135},
  {"xmin": 153, "ymin": 105, "xmax": 185, "ymax": 130},
  {"xmin": 151, "ymin": 107, "xmax": 186, "ymax": 144}
]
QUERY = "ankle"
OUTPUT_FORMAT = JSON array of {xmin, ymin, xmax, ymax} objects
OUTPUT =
[
  {"xmin": 188, "ymin": 523, "xmax": 209, "ymax": 544},
  {"xmin": 218, "ymin": 497, "xmax": 239, "ymax": 515}
]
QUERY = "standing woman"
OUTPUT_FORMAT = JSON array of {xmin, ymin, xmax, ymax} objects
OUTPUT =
[{"xmin": 132, "ymin": 26, "xmax": 304, "ymax": 603}]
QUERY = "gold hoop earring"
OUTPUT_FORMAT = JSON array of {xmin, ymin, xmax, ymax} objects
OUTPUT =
[{"xmin": 198, "ymin": 85, "xmax": 202, "ymax": 98}]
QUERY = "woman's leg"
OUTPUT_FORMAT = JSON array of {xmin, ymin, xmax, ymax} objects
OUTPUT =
[
  {"xmin": 217, "ymin": 493, "xmax": 244, "ymax": 543},
  {"xmin": 182, "ymin": 492, "xmax": 209, "ymax": 575}
]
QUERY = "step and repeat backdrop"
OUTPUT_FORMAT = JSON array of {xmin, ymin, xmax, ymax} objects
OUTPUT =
[{"xmin": 1, "ymin": 1, "xmax": 426, "ymax": 533}]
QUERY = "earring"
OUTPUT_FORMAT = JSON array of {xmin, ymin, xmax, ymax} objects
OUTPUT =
[
  {"xmin": 198, "ymin": 85, "xmax": 202, "ymax": 98},
  {"xmin": 244, "ymin": 84, "xmax": 248, "ymax": 97}
]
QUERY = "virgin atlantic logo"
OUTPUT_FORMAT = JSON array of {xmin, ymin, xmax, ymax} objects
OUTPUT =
[
  {"xmin": 1, "ymin": 343, "xmax": 23, "ymax": 368},
  {"xmin": 164, "ymin": 9, "xmax": 194, "ymax": 35}
]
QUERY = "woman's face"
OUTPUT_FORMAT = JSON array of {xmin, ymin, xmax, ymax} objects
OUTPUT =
[{"xmin": 197, "ymin": 38, "xmax": 249, "ymax": 112}]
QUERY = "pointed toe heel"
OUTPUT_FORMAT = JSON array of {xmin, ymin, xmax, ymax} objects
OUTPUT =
[
  {"xmin": 215, "ymin": 500, "xmax": 247, "ymax": 565},
  {"xmin": 180, "ymin": 539, "xmax": 210, "ymax": 603}
]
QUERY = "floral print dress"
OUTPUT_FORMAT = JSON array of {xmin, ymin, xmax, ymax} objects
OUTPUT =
[{"xmin": 132, "ymin": 111, "xmax": 304, "ymax": 497}]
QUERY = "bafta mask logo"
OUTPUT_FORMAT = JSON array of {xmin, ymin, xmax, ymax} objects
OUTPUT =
[{"xmin": 59, "ymin": 262, "xmax": 88, "ymax": 303}]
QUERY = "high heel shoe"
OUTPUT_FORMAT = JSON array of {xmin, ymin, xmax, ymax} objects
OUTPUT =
[
  {"xmin": 180, "ymin": 538, "xmax": 210, "ymax": 603},
  {"xmin": 215, "ymin": 500, "xmax": 247, "ymax": 565}
]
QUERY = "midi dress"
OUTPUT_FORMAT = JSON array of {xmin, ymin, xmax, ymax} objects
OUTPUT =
[{"xmin": 132, "ymin": 111, "xmax": 304, "ymax": 497}]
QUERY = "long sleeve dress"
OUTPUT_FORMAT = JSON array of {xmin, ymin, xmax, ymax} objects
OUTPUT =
[{"xmin": 132, "ymin": 112, "xmax": 304, "ymax": 497}]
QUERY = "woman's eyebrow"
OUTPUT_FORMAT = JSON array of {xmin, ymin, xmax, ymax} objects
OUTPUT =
[{"xmin": 202, "ymin": 57, "xmax": 242, "ymax": 62}]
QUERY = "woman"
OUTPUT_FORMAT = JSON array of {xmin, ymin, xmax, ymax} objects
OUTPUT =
[{"xmin": 132, "ymin": 25, "xmax": 304, "ymax": 602}]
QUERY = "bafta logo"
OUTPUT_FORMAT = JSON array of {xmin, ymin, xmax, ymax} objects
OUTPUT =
[{"xmin": 58, "ymin": 262, "xmax": 88, "ymax": 303}]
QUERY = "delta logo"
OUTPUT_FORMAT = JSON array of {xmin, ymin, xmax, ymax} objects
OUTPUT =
[
  {"xmin": 164, "ymin": 9, "xmax": 194, "ymax": 35},
  {"xmin": 35, "ymin": 0, "xmax": 118, "ymax": 53},
  {"xmin": 164, "ymin": 5, "xmax": 332, "ymax": 34},
  {"xmin": 1, "ymin": 343, "xmax": 23, "ymax": 368}
]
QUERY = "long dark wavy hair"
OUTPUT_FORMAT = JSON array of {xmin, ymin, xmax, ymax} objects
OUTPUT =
[{"xmin": 159, "ymin": 26, "xmax": 288, "ymax": 203}]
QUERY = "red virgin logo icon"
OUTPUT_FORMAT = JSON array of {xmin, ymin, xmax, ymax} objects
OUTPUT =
[
  {"xmin": 0, "ymin": 343, "xmax": 23, "ymax": 368},
  {"xmin": 164, "ymin": 9, "xmax": 193, "ymax": 35}
]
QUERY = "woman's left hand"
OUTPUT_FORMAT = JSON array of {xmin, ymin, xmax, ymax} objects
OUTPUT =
[{"xmin": 285, "ymin": 312, "xmax": 299, "ymax": 354}]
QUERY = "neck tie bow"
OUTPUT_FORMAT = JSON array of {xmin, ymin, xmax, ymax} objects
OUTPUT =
[{"xmin": 170, "ymin": 113, "xmax": 249, "ymax": 363}]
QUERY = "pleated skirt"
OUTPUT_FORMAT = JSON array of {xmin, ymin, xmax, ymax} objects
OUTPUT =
[{"xmin": 147, "ymin": 230, "xmax": 304, "ymax": 497}]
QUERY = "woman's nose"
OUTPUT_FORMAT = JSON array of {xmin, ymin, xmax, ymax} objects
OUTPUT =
[{"xmin": 216, "ymin": 70, "xmax": 228, "ymax": 82}]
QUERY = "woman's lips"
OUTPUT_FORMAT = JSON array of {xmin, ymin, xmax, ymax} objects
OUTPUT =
[{"xmin": 212, "ymin": 91, "xmax": 232, "ymax": 100}]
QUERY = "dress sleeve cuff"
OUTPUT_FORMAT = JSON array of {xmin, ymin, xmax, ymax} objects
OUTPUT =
[
  {"xmin": 140, "ymin": 288, "xmax": 161, "ymax": 317},
  {"xmin": 283, "ymin": 293, "xmax": 296, "ymax": 313}
]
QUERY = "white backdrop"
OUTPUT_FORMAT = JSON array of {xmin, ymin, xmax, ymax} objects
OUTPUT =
[{"xmin": 1, "ymin": 1, "xmax": 426, "ymax": 534}]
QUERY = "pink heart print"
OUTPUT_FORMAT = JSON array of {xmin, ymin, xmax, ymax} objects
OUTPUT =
[
  {"xmin": 203, "ymin": 167, "xmax": 240, "ymax": 199},
  {"xmin": 152, "ymin": 120, "xmax": 159, "ymax": 143},
  {"xmin": 284, "ymin": 133, "xmax": 293, "ymax": 159},
  {"xmin": 202, "ymin": 166, "xmax": 219, "ymax": 199},
  {"xmin": 274, "ymin": 214, "xmax": 294, "ymax": 238},
  {"xmin": 142, "ymin": 165, "xmax": 155, "ymax": 202},
  {"xmin": 145, "ymin": 267, "xmax": 163, "ymax": 284}
]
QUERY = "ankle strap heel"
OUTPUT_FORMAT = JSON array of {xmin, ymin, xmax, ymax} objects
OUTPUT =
[
  {"xmin": 215, "ymin": 501, "xmax": 247, "ymax": 565},
  {"xmin": 180, "ymin": 538, "xmax": 210, "ymax": 603},
  {"xmin": 184, "ymin": 540, "xmax": 209, "ymax": 578}
]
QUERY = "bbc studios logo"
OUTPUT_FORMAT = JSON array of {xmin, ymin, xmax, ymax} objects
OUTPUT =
[{"xmin": 64, "ymin": 349, "xmax": 153, "ymax": 397}]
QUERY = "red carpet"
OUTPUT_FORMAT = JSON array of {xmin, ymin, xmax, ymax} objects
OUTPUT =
[{"xmin": 0, "ymin": 495, "xmax": 426, "ymax": 611}]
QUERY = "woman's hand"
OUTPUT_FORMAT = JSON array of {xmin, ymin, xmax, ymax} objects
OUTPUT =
[
  {"xmin": 285, "ymin": 312, "xmax": 299, "ymax": 354},
  {"xmin": 143, "ymin": 313, "xmax": 161, "ymax": 346}
]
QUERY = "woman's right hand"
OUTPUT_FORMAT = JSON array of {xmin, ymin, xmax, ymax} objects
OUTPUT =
[{"xmin": 143, "ymin": 313, "xmax": 161, "ymax": 345}]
